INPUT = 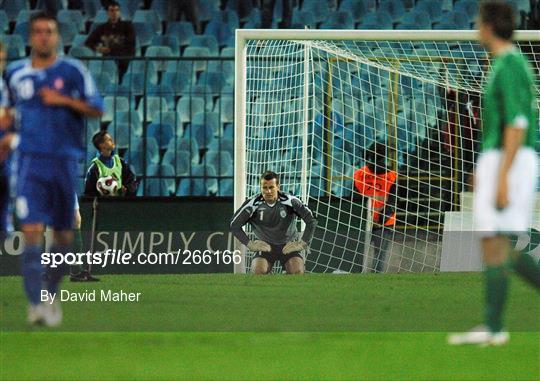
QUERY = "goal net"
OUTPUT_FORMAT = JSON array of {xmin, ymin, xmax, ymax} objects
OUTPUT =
[{"xmin": 234, "ymin": 30, "xmax": 540, "ymax": 274}]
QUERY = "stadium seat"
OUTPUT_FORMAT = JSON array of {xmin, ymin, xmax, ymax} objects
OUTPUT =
[
  {"xmin": 166, "ymin": 22, "xmax": 194, "ymax": 47},
  {"xmin": 162, "ymin": 149, "xmax": 191, "ymax": 176},
  {"xmin": 150, "ymin": 35, "xmax": 180, "ymax": 56},
  {"xmin": 321, "ymin": 11, "xmax": 354, "ymax": 29},
  {"xmin": 147, "ymin": 84, "xmax": 175, "ymax": 110},
  {"xmin": 359, "ymin": 11, "xmax": 393, "ymax": 29},
  {"xmin": 183, "ymin": 85, "xmax": 214, "ymax": 111},
  {"xmin": 4, "ymin": 0, "xmax": 29, "ymax": 22},
  {"xmin": 416, "ymin": 0, "xmax": 442, "ymax": 23},
  {"xmin": 136, "ymin": 96, "xmax": 169, "ymax": 122},
  {"xmin": 338, "ymin": 0, "xmax": 367, "ymax": 23},
  {"xmin": 183, "ymin": 47, "xmax": 211, "ymax": 72},
  {"xmin": 197, "ymin": 72, "xmax": 225, "ymax": 94},
  {"xmin": 192, "ymin": 112, "xmax": 220, "ymax": 137},
  {"xmin": 4, "ymin": 35, "xmax": 26, "ymax": 59},
  {"xmin": 177, "ymin": 97, "xmax": 205, "ymax": 125},
  {"xmin": 446, "ymin": 10, "xmax": 472, "ymax": 29},
  {"xmin": 93, "ymin": 9, "xmax": 110, "ymax": 24},
  {"xmin": 0, "ymin": 11, "xmax": 9, "ymax": 33},
  {"xmin": 454, "ymin": 0, "xmax": 479, "ymax": 24},
  {"xmin": 214, "ymin": 96, "xmax": 233, "ymax": 124},
  {"xmin": 89, "ymin": 60, "xmax": 118, "ymax": 83},
  {"xmin": 114, "ymin": 110, "xmax": 142, "ymax": 136},
  {"xmin": 58, "ymin": 22, "xmax": 78, "ymax": 46},
  {"xmin": 68, "ymin": 46, "xmax": 94, "ymax": 57},
  {"xmin": 133, "ymin": 22, "xmax": 157, "ymax": 47},
  {"xmin": 184, "ymin": 122, "xmax": 214, "ymax": 150},
  {"xmin": 208, "ymin": 138, "xmax": 233, "ymax": 157},
  {"xmin": 190, "ymin": 36, "xmax": 219, "ymax": 56},
  {"xmin": 204, "ymin": 151, "xmax": 232, "ymax": 176},
  {"xmin": 397, "ymin": 11, "xmax": 431, "ymax": 30},
  {"xmin": 71, "ymin": 34, "xmax": 88, "ymax": 47},
  {"xmin": 379, "ymin": 0, "xmax": 406, "ymax": 23},
  {"xmin": 204, "ymin": 20, "xmax": 234, "ymax": 46},
  {"xmin": 197, "ymin": 0, "xmax": 220, "ymax": 22},
  {"xmin": 13, "ymin": 22, "xmax": 29, "ymax": 42},
  {"xmin": 102, "ymin": 95, "xmax": 130, "ymax": 122},
  {"xmin": 169, "ymin": 138, "xmax": 199, "ymax": 164},
  {"xmin": 161, "ymin": 71, "xmax": 191, "ymax": 95},
  {"xmin": 146, "ymin": 122, "xmax": 173, "ymax": 149},
  {"xmin": 58, "ymin": 10, "xmax": 86, "ymax": 32},
  {"xmin": 221, "ymin": 47, "xmax": 235, "ymax": 57},
  {"xmin": 125, "ymin": 61, "xmax": 158, "ymax": 84},
  {"xmin": 145, "ymin": 163, "xmax": 176, "ymax": 196},
  {"xmin": 302, "ymin": 0, "xmax": 333, "ymax": 23},
  {"xmin": 218, "ymin": 179, "xmax": 233, "ymax": 196},
  {"xmin": 133, "ymin": 10, "xmax": 161, "ymax": 35},
  {"xmin": 93, "ymin": 72, "xmax": 113, "ymax": 94},
  {"xmin": 111, "ymin": 122, "xmax": 139, "ymax": 149},
  {"xmin": 118, "ymin": 0, "xmax": 140, "ymax": 19},
  {"xmin": 144, "ymin": 46, "xmax": 173, "ymax": 72}
]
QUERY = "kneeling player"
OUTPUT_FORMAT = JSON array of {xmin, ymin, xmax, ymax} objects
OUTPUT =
[{"xmin": 230, "ymin": 171, "xmax": 317, "ymax": 274}]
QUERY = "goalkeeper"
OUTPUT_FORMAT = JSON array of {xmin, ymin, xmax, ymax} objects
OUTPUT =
[{"xmin": 230, "ymin": 171, "xmax": 317, "ymax": 275}]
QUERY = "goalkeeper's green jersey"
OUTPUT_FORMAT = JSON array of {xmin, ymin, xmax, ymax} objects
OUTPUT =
[{"xmin": 482, "ymin": 47, "xmax": 538, "ymax": 151}]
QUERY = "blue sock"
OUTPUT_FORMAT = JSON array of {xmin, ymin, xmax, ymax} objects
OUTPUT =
[
  {"xmin": 21, "ymin": 244, "xmax": 44, "ymax": 305},
  {"xmin": 47, "ymin": 244, "xmax": 71, "ymax": 295}
]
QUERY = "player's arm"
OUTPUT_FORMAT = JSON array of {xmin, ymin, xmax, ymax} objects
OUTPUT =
[
  {"xmin": 230, "ymin": 199, "xmax": 271, "ymax": 252},
  {"xmin": 283, "ymin": 198, "xmax": 317, "ymax": 254},
  {"xmin": 84, "ymin": 164, "xmax": 99, "ymax": 197},
  {"xmin": 495, "ymin": 62, "xmax": 530, "ymax": 209},
  {"xmin": 39, "ymin": 88, "xmax": 103, "ymax": 118},
  {"xmin": 379, "ymin": 179, "xmax": 397, "ymax": 226}
]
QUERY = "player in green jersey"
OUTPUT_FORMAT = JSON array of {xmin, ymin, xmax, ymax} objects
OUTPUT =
[{"xmin": 448, "ymin": 2, "xmax": 540, "ymax": 346}]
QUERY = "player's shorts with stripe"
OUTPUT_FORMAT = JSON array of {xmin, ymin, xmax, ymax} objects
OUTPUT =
[
  {"xmin": 15, "ymin": 153, "xmax": 78, "ymax": 230},
  {"xmin": 474, "ymin": 147, "xmax": 538, "ymax": 236},
  {"xmin": 253, "ymin": 243, "xmax": 303, "ymax": 268}
]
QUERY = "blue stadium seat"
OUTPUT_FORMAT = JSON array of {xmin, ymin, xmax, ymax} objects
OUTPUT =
[
  {"xmin": 214, "ymin": 96, "xmax": 233, "ymax": 124},
  {"xmin": 183, "ymin": 47, "xmax": 211, "ymax": 72},
  {"xmin": 454, "ymin": 0, "xmax": 479, "ymax": 24},
  {"xmin": 446, "ymin": 10, "xmax": 472, "ymax": 29},
  {"xmin": 397, "ymin": 11, "xmax": 431, "ymax": 29},
  {"xmin": 190, "ymin": 36, "xmax": 219, "ymax": 56},
  {"xmin": 137, "ymin": 96, "xmax": 169, "ymax": 122},
  {"xmin": 4, "ymin": 35, "xmax": 26, "ymax": 59},
  {"xmin": 207, "ymin": 60, "xmax": 234, "ymax": 78},
  {"xmin": 13, "ymin": 22, "xmax": 29, "ymax": 42},
  {"xmin": 225, "ymin": 0, "xmax": 254, "ymax": 21},
  {"xmin": 301, "ymin": 0, "xmax": 333, "ymax": 23},
  {"xmin": 321, "ymin": 11, "xmax": 354, "ymax": 29},
  {"xmin": 147, "ymin": 84, "xmax": 175, "ymax": 109},
  {"xmin": 89, "ymin": 60, "xmax": 118, "ymax": 83},
  {"xmin": 120, "ymin": 73, "xmax": 146, "ymax": 95},
  {"xmin": 205, "ymin": 151, "xmax": 233, "ymax": 176},
  {"xmin": 0, "ymin": 11, "xmax": 9, "ymax": 33},
  {"xmin": 169, "ymin": 138, "xmax": 199, "ymax": 164},
  {"xmin": 197, "ymin": 0, "xmax": 220, "ymax": 22},
  {"xmin": 16, "ymin": 10, "xmax": 39, "ymax": 24},
  {"xmin": 150, "ymin": 35, "xmax": 180, "ymax": 56},
  {"xmin": 58, "ymin": 10, "xmax": 86, "ymax": 32},
  {"xmin": 125, "ymin": 61, "xmax": 158, "ymax": 84},
  {"xmin": 68, "ymin": 46, "xmax": 94, "ymax": 57},
  {"xmin": 161, "ymin": 72, "xmax": 191, "ymax": 95},
  {"xmin": 114, "ymin": 110, "xmax": 142, "ymax": 135},
  {"xmin": 192, "ymin": 112, "xmax": 220, "ymax": 136},
  {"xmin": 147, "ymin": 123, "xmax": 174, "ymax": 149},
  {"xmin": 212, "ymin": 9, "xmax": 240, "ymax": 29},
  {"xmin": 133, "ymin": 22, "xmax": 157, "ymax": 46},
  {"xmin": 150, "ymin": 0, "xmax": 168, "ymax": 21},
  {"xmin": 58, "ymin": 22, "xmax": 78, "ymax": 46},
  {"xmin": 166, "ymin": 22, "xmax": 194, "ymax": 46},
  {"xmin": 102, "ymin": 95, "xmax": 130, "ymax": 122},
  {"xmin": 221, "ymin": 47, "xmax": 235, "ymax": 57},
  {"xmin": 339, "ymin": 0, "xmax": 367, "ymax": 23},
  {"xmin": 184, "ymin": 122, "xmax": 214, "ymax": 150},
  {"xmin": 218, "ymin": 179, "xmax": 233, "ymax": 196},
  {"xmin": 183, "ymin": 84, "xmax": 214, "ymax": 111},
  {"xmin": 204, "ymin": 20, "xmax": 234, "ymax": 46},
  {"xmin": 208, "ymin": 138, "xmax": 233, "ymax": 157},
  {"xmin": 146, "ymin": 164, "xmax": 176, "ymax": 196},
  {"xmin": 359, "ymin": 10, "xmax": 393, "ymax": 29},
  {"xmin": 177, "ymin": 97, "xmax": 205, "ymax": 125},
  {"xmin": 416, "ymin": 0, "xmax": 442, "ymax": 23},
  {"xmin": 144, "ymin": 46, "xmax": 173, "ymax": 71},
  {"xmin": 72, "ymin": 34, "xmax": 88, "ymax": 47},
  {"xmin": 133, "ymin": 10, "xmax": 161, "ymax": 35},
  {"xmin": 93, "ymin": 72, "xmax": 112, "ymax": 94},
  {"xmin": 110, "ymin": 122, "xmax": 138, "ymax": 149},
  {"xmin": 5, "ymin": 0, "xmax": 29, "ymax": 22},
  {"xmin": 117, "ymin": 0, "xmax": 140, "ymax": 19},
  {"xmin": 176, "ymin": 163, "xmax": 219, "ymax": 196},
  {"xmin": 197, "ymin": 72, "xmax": 225, "ymax": 94},
  {"xmin": 379, "ymin": 0, "xmax": 405, "ymax": 23},
  {"xmin": 162, "ymin": 149, "xmax": 192, "ymax": 176},
  {"xmin": 93, "ymin": 9, "xmax": 110, "ymax": 24}
]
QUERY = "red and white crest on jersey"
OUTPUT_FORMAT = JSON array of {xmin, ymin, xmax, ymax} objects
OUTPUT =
[{"xmin": 53, "ymin": 78, "xmax": 64, "ymax": 90}]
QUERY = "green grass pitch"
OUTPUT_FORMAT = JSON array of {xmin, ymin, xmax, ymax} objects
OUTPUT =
[{"xmin": 1, "ymin": 273, "xmax": 539, "ymax": 380}]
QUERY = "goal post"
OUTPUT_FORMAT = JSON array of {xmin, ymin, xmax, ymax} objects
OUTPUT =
[{"xmin": 234, "ymin": 29, "xmax": 540, "ymax": 274}]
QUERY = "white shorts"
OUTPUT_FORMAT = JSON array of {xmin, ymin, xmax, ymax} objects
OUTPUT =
[{"xmin": 474, "ymin": 148, "xmax": 538, "ymax": 235}]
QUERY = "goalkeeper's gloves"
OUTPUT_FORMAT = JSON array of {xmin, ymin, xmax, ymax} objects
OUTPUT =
[
  {"xmin": 282, "ymin": 240, "xmax": 308, "ymax": 254},
  {"xmin": 247, "ymin": 240, "xmax": 271, "ymax": 252}
]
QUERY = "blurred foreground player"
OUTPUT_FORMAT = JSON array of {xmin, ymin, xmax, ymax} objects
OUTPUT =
[
  {"xmin": 449, "ymin": 2, "xmax": 539, "ymax": 346},
  {"xmin": 0, "ymin": 41, "xmax": 14, "ymax": 232},
  {"xmin": 4, "ymin": 13, "xmax": 103, "ymax": 326},
  {"xmin": 230, "ymin": 171, "xmax": 317, "ymax": 274}
]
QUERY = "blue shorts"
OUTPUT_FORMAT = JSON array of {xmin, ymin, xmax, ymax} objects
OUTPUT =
[{"xmin": 15, "ymin": 153, "xmax": 78, "ymax": 230}]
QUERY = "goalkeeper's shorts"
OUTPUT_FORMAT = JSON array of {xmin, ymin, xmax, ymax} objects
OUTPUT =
[
  {"xmin": 474, "ymin": 147, "xmax": 538, "ymax": 236},
  {"xmin": 253, "ymin": 243, "xmax": 303, "ymax": 268}
]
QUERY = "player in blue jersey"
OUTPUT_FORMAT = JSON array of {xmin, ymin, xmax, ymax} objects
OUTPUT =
[
  {"xmin": 0, "ymin": 41, "xmax": 12, "ymax": 232},
  {"xmin": 4, "ymin": 13, "xmax": 104, "ymax": 326}
]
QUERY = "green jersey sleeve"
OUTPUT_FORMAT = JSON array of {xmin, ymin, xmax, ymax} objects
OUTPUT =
[{"xmin": 497, "ymin": 57, "xmax": 533, "ymax": 129}]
